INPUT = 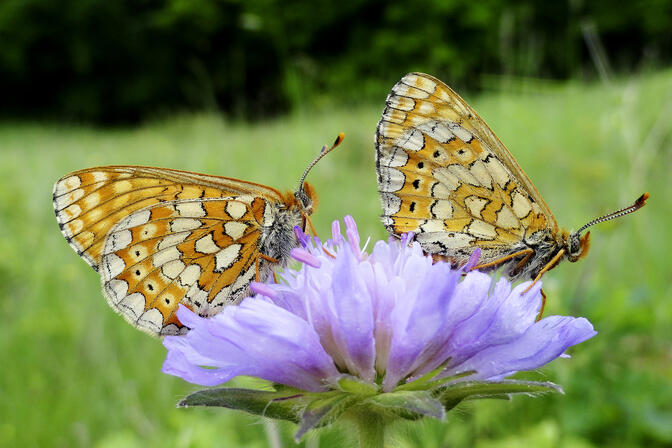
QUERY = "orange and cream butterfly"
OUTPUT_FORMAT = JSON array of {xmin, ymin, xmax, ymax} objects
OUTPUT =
[
  {"xmin": 376, "ymin": 72, "xmax": 648, "ymax": 290},
  {"xmin": 53, "ymin": 134, "xmax": 343, "ymax": 336}
]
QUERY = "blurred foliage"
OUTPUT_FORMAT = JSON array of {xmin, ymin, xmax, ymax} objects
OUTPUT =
[{"xmin": 0, "ymin": 0, "xmax": 671, "ymax": 123}]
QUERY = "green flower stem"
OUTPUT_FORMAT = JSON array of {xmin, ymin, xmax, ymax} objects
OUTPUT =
[{"xmin": 352, "ymin": 412, "xmax": 385, "ymax": 448}]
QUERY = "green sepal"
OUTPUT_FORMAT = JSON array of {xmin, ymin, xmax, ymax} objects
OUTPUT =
[
  {"xmin": 435, "ymin": 380, "xmax": 563, "ymax": 410},
  {"xmin": 364, "ymin": 390, "xmax": 444, "ymax": 420},
  {"xmin": 395, "ymin": 366, "xmax": 475, "ymax": 392},
  {"xmin": 295, "ymin": 393, "xmax": 357, "ymax": 441},
  {"xmin": 336, "ymin": 374, "xmax": 380, "ymax": 395},
  {"xmin": 178, "ymin": 387, "xmax": 304, "ymax": 423}
]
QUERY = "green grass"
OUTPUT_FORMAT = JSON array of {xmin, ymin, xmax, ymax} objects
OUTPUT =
[{"xmin": 1, "ymin": 69, "xmax": 670, "ymax": 448}]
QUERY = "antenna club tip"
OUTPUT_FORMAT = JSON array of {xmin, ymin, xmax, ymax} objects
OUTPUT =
[
  {"xmin": 638, "ymin": 192, "xmax": 650, "ymax": 205},
  {"xmin": 334, "ymin": 132, "xmax": 345, "ymax": 147}
]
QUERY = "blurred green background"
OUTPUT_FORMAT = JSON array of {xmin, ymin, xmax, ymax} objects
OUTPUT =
[{"xmin": 0, "ymin": 1, "xmax": 671, "ymax": 447}]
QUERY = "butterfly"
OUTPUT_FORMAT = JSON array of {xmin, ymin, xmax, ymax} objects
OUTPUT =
[
  {"xmin": 375, "ymin": 72, "xmax": 648, "ymax": 293},
  {"xmin": 53, "ymin": 133, "xmax": 344, "ymax": 336}
]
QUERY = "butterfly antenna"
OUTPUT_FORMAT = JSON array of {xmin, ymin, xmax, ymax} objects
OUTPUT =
[
  {"xmin": 575, "ymin": 192, "xmax": 649, "ymax": 235},
  {"xmin": 297, "ymin": 132, "xmax": 345, "ymax": 192}
]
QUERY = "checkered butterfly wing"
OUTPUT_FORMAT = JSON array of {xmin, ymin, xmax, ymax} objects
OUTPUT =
[
  {"xmin": 375, "ymin": 73, "xmax": 558, "ymax": 267},
  {"xmin": 53, "ymin": 166, "xmax": 291, "ymax": 336}
]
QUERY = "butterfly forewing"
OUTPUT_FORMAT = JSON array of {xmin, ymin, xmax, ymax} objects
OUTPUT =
[
  {"xmin": 376, "ymin": 73, "xmax": 557, "ymax": 267},
  {"xmin": 53, "ymin": 166, "xmax": 285, "ymax": 268},
  {"xmin": 53, "ymin": 166, "xmax": 298, "ymax": 336}
]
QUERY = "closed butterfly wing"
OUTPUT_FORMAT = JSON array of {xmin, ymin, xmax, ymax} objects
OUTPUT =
[
  {"xmin": 53, "ymin": 166, "xmax": 305, "ymax": 335},
  {"xmin": 376, "ymin": 73, "xmax": 558, "ymax": 272}
]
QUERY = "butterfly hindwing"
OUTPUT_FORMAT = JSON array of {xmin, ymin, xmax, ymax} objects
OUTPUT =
[
  {"xmin": 376, "ymin": 73, "xmax": 557, "ymax": 266},
  {"xmin": 99, "ymin": 197, "xmax": 267, "ymax": 335}
]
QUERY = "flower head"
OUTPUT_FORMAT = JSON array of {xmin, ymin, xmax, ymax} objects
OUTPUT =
[{"xmin": 162, "ymin": 216, "xmax": 596, "ymax": 438}]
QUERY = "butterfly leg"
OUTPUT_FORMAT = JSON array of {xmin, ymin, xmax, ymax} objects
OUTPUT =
[
  {"xmin": 471, "ymin": 248, "xmax": 534, "ymax": 271},
  {"xmin": 536, "ymin": 289, "xmax": 547, "ymax": 321},
  {"xmin": 523, "ymin": 248, "xmax": 566, "ymax": 293},
  {"xmin": 305, "ymin": 214, "xmax": 318, "ymax": 236},
  {"xmin": 256, "ymin": 253, "xmax": 279, "ymax": 282},
  {"xmin": 512, "ymin": 250, "xmax": 535, "ymax": 277},
  {"xmin": 322, "ymin": 247, "xmax": 337, "ymax": 259}
]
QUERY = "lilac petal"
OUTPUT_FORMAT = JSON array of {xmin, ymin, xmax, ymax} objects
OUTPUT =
[
  {"xmin": 368, "ymin": 259, "xmax": 402, "ymax": 374},
  {"xmin": 332, "ymin": 220, "xmax": 342, "ymax": 243},
  {"xmin": 446, "ymin": 315, "xmax": 597, "ymax": 380},
  {"xmin": 438, "ymin": 278, "xmax": 543, "ymax": 369},
  {"xmin": 383, "ymin": 260, "xmax": 462, "ymax": 390},
  {"xmin": 294, "ymin": 226, "xmax": 311, "ymax": 248},
  {"xmin": 400, "ymin": 232, "xmax": 415, "ymax": 247},
  {"xmin": 344, "ymin": 215, "xmax": 361, "ymax": 258},
  {"xmin": 462, "ymin": 248, "xmax": 482, "ymax": 272},
  {"xmin": 162, "ymin": 303, "xmax": 339, "ymax": 391},
  {"xmin": 268, "ymin": 285, "xmax": 309, "ymax": 320},
  {"xmin": 322, "ymin": 246, "xmax": 376, "ymax": 381},
  {"xmin": 291, "ymin": 248, "xmax": 322, "ymax": 268},
  {"xmin": 384, "ymin": 269, "xmax": 488, "ymax": 389},
  {"xmin": 162, "ymin": 347, "xmax": 234, "ymax": 386},
  {"xmin": 250, "ymin": 281, "xmax": 279, "ymax": 299}
]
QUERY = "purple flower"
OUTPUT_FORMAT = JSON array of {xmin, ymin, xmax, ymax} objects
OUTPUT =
[{"xmin": 162, "ymin": 216, "xmax": 596, "ymax": 394}]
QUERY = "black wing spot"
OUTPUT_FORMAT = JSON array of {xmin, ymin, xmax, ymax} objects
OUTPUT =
[
  {"xmin": 147, "ymin": 283, "xmax": 154, "ymax": 291},
  {"xmin": 412, "ymin": 179, "xmax": 420, "ymax": 189},
  {"xmin": 417, "ymin": 161, "xmax": 424, "ymax": 169},
  {"xmin": 433, "ymin": 150, "xmax": 440, "ymax": 158},
  {"xmin": 410, "ymin": 202, "xmax": 416, "ymax": 213},
  {"xmin": 135, "ymin": 250, "xmax": 141, "ymax": 257},
  {"xmin": 135, "ymin": 270, "xmax": 141, "ymax": 276},
  {"xmin": 164, "ymin": 298, "xmax": 171, "ymax": 305}
]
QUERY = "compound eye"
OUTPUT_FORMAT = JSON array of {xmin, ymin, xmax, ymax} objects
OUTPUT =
[
  {"xmin": 295, "ymin": 190, "xmax": 312, "ymax": 210},
  {"xmin": 568, "ymin": 234, "xmax": 582, "ymax": 256}
]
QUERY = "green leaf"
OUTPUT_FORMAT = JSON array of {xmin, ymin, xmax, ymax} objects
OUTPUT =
[
  {"xmin": 179, "ymin": 387, "xmax": 304, "ymax": 423},
  {"xmin": 365, "ymin": 390, "xmax": 445, "ymax": 420},
  {"xmin": 435, "ymin": 380, "xmax": 563, "ymax": 410},
  {"xmin": 295, "ymin": 394, "xmax": 357, "ymax": 440}
]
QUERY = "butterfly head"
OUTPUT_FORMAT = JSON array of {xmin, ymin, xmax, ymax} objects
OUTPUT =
[
  {"xmin": 565, "ymin": 230, "xmax": 591, "ymax": 262},
  {"xmin": 294, "ymin": 182, "xmax": 317, "ymax": 216}
]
